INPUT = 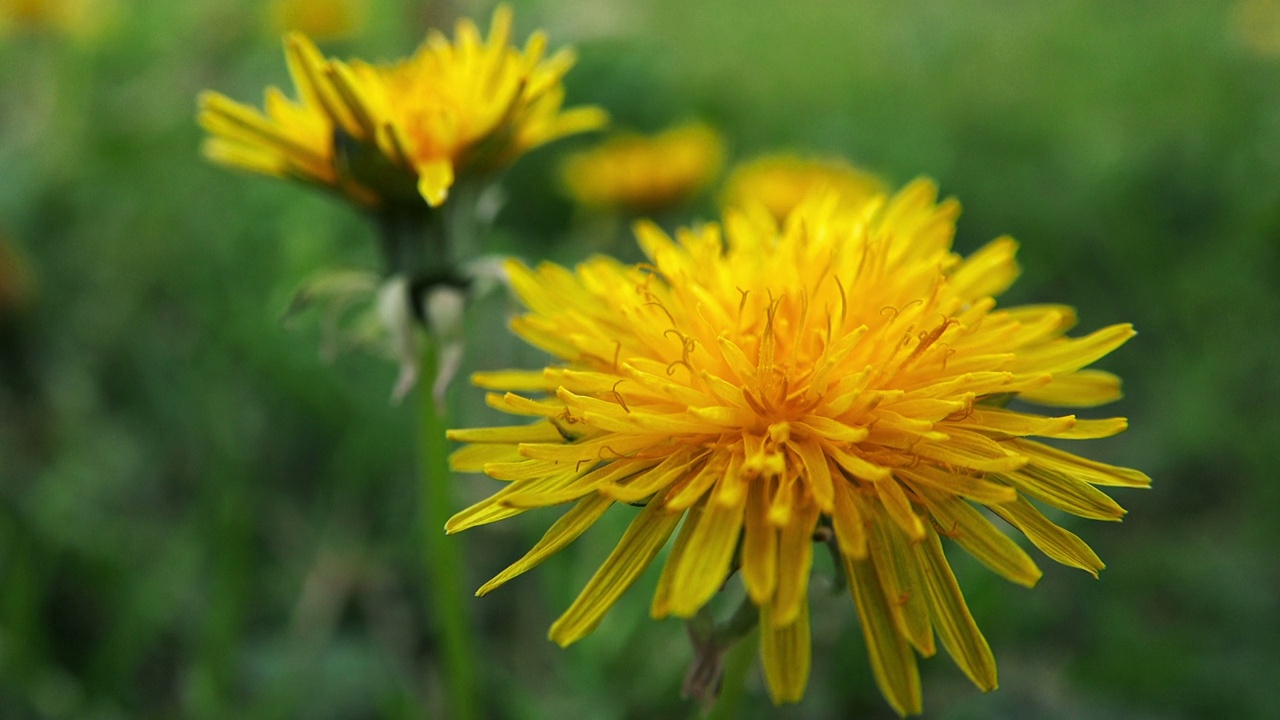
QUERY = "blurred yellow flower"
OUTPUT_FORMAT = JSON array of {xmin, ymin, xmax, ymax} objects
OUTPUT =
[
  {"xmin": 198, "ymin": 5, "xmax": 607, "ymax": 209},
  {"xmin": 721, "ymin": 154, "xmax": 884, "ymax": 222},
  {"xmin": 0, "ymin": 0, "xmax": 110, "ymax": 38},
  {"xmin": 268, "ymin": 0, "xmax": 365, "ymax": 41},
  {"xmin": 561, "ymin": 122, "xmax": 725, "ymax": 212},
  {"xmin": 447, "ymin": 182, "xmax": 1146, "ymax": 712},
  {"xmin": 1232, "ymin": 0, "xmax": 1280, "ymax": 56}
]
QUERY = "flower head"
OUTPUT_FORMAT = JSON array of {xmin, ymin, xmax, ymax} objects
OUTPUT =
[
  {"xmin": 198, "ymin": 5, "xmax": 607, "ymax": 209},
  {"xmin": 0, "ymin": 0, "xmax": 111, "ymax": 38},
  {"xmin": 561, "ymin": 122, "xmax": 725, "ymax": 213},
  {"xmin": 268, "ymin": 0, "xmax": 365, "ymax": 41},
  {"xmin": 447, "ymin": 180, "xmax": 1147, "ymax": 713},
  {"xmin": 722, "ymin": 153, "xmax": 884, "ymax": 222},
  {"xmin": 1232, "ymin": 0, "xmax": 1280, "ymax": 56}
]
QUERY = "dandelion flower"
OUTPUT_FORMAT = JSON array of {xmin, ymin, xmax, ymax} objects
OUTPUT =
[
  {"xmin": 447, "ymin": 180, "xmax": 1147, "ymax": 713},
  {"xmin": 1231, "ymin": 0, "xmax": 1280, "ymax": 57},
  {"xmin": 561, "ymin": 122, "xmax": 725, "ymax": 213},
  {"xmin": 0, "ymin": 0, "xmax": 111, "ymax": 38},
  {"xmin": 268, "ymin": 0, "xmax": 365, "ymax": 41},
  {"xmin": 722, "ymin": 153, "xmax": 884, "ymax": 222},
  {"xmin": 198, "ymin": 5, "xmax": 607, "ymax": 209}
]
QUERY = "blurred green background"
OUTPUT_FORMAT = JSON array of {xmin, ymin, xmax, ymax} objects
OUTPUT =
[{"xmin": 2, "ymin": 0, "xmax": 1278, "ymax": 717}]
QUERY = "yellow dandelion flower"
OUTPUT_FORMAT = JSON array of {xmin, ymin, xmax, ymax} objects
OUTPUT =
[
  {"xmin": 722, "ymin": 153, "xmax": 885, "ymax": 223},
  {"xmin": 561, "ymin": 122, "xmax": 725, "ymax": 213},
  {"xmin": 447, "ymin": 180, "xmax": 1148, "ymax": 713},
  {"xmin": 268, "ymin": 0, "xmax": 365, "ymax": 42},
  {"xmin": 0, "ymin": 0, "xmax": 110, "ymax": 38},
  {"xmin": 1231, "ymin": 0, "xmax": 1280, "ymax": 56},
  {"xmin": 198, "ymin": 5, "xmax": 608, "ymax": 209}
]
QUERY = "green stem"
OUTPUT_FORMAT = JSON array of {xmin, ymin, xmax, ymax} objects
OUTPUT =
[
  {"xmin": 706, "ymin": 627, "xmax": 757, "ymax": 720},
  {"xmin": 418, "ymin": 339, "xmax": 478, "ymax": 720}
]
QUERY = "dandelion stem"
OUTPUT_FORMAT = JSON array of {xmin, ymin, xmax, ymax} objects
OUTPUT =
[{"xmin": 418, "ymin": 337, "xmax": 479, "ymax": 720}]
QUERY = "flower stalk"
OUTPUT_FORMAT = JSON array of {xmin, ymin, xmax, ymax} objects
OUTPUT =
[
  {"xmin": 378, "ymin": 201, "xmax": 478, "ymax": 719},
  {"xmin": 417, "ymin": 331, "xmax": 479, "ymax": 720},
  {"xmin": 685, "ymin": 594, "xmax": 760, "ymax": 709}
]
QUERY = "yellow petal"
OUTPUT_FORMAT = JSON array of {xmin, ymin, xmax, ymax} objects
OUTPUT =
[
  {"xmin": 995, "ymin": 466, "xmax": 1126, "ymax": 521},
  {"xmin": 830, "ymin": 476, "xmax": 868, "ymax": 560},
  {"xmin": 476, "ymin": 493, "xmax": 614, "ymax": 596},
  {"xmin": 484, "ymin": 391, "xmax": 563, "ymax": 417},
  {"xmin": 502, "ymin": 457, "xmax": 660, "ymax": 508},
  {"xmin": 519, "ymin": 433, "xmax": 654, "ymax": 463},
  {"xmin": 845, "ymin": 554, "xmax": 923, "ymax": 716},
  {"xmin": 599, "ymin": 450, "xmax": 704, "ymax": 502},
  {"xmin": 772, "ymin": 497, "xmax": 819, "ymax": 626},
  {"xmin": 665, "ymin": 477, "xmax": 748, "ymax": 617},
  {"xmin": 283, "ymin": 33, "xmax": 361, "ymax": 136},
  {"xmin": 1019, "ymin": 369, "xmax": 1123, "ymax": 407},
  {"xmin": 788, "ymin": 438, "xmax": 835, "ymax": 512},
  {"xmin": 948, "ymin": 236, "xmax": 1020, "ymax": 300},
  {"xmin": 864, "ymin": 503, "xmax": 934, "ymax": 657},
  {"xmin": 989, "ymin": 497, "xmax": 1105, "ymax": 576},
  {"xmin": 470, "ymin": 369, "xmax": 556, "ymax": 391},
  {"xmin": 417, "ymin": 159, "xmax": 455, "ymax": 206},
  {"xmin": 915, "ymin": 531, "xmax": 998, "ymax": 691},
  {"xmin": 445, "ymin": 471, "xmax": 578, "ymax": 533},
  {"xmin": 650, "ymin": 504, "xmax": 700, "ymax": 618},
  {"xmin": 759, "ymin": 601, "xmax": 812, "ymax": 704},
  {"xmin": 741, "ymin": 480, "xmax": 779, "ymax": 604},
  {"xmin": 549, "ymin": 492, "xmax": 682, "ymax": 645},
  {"xmin": 912, "ymin": 429, "xmax": 1027, "ymax": 473},
  {"xmin": 1013, "ymin": 324, "xmax": 1135, "ymax": 375},
  {"xmin": 664, "ymin": 458, "xmax": 724, "ymax": 511},
  {"xmin": 823, "ymin": 441, "xmax": 892, "ymax": 481},
  {"xmin": 448, "ymin": 443, "xmax": 524, "ymax": 473},
  {"xmin": 447, "ymin": 422, "xmax": 566, "ymax": 444},
  {"xmin": 960, "ymin": 408, "xmax": 1077, "ymax": 438},
  {"xmin": 1055, "ymin": 417, "xmax": 1128, "ymax": 440},
  {"xmin": 1014, "ymin": 439, "xmax": 1150, "ymax": 487},
  {"xmin": 895, "ymin": 464, "xmax": 1017, "ymax": 505},
  {"xmin": 874, "ymin": 479, "xmax": 926, "ymax": 542},
  {"xmin": 325, "ymin": 61, "xmax": 379, "ymax": 138},
  {"xmin": 919, "ymin": 490, "xmax": 1041, "ymax": 588}
]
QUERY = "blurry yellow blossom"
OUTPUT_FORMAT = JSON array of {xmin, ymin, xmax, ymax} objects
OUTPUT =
[
  {"xmin": 447, "ymin": 181, "xmax": 1146, "ymax": 712},
  {"xmin": 198, "ymin": 5, "xmax": 607, "ymax": 209},
  {"xmin": 1232, "ymin": 0, "xmax": 1280, "ymax": 56},
  {"xmin": 268, "ymin": 0, "xmax": 365, "ymax": 41},
  {"xmin": 721, "ymin": 154, "xmax": 884, "ymax": 223},
  {"xmin": 0, "ymin": 0, "xmax": 111, "ymax": 38},
  {"xmin": 561, "ymin": 122, "xmax": 725, "ymax": 213}
]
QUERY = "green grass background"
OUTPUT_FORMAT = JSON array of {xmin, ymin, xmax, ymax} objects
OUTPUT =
[{"xmin": 2, "ymin": 0, "xmax": 1278, "ymax": 717}]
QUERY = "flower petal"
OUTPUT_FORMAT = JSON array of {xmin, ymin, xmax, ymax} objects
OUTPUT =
[
  {"xmin": 549, "ymin": 493, "xmax": 682, "ymax": 645},
  {"xmin": 759, "ymin": 600, "xmax": 812, "ymax": 704},
  {"xmin": 476, "ymin": 493, "xmax": 614, "ymax": 596},
  {"xmin": 845, "ymin": 554, "xmax": 923, "ymax": 716}
]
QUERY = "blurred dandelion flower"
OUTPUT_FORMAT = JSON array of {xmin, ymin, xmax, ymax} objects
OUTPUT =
[
  {"xmin": 447, "ymin": 181, "xmax": 1147, "ymax": 712},
  {"xmin": 268, "ymin": 0, "xmax": 365, "ymax": 41},
  {"xmin": 722, "ymin": 154, "xmax": 884, "ymax": 222},
  {"xmin": 561, "ymin": 122, "xmax": 725, "ymax": 213},
  {"xmin": 0, "ymin": 0, "xmax": 112, "ymax": 38},
  {"xmin": 1232, "ymin": 0, "xmax": 1280, "ymax": 56},
  {"xmin": 198, "ymin": 4, "xmax": 607, "ymax": 209}
]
